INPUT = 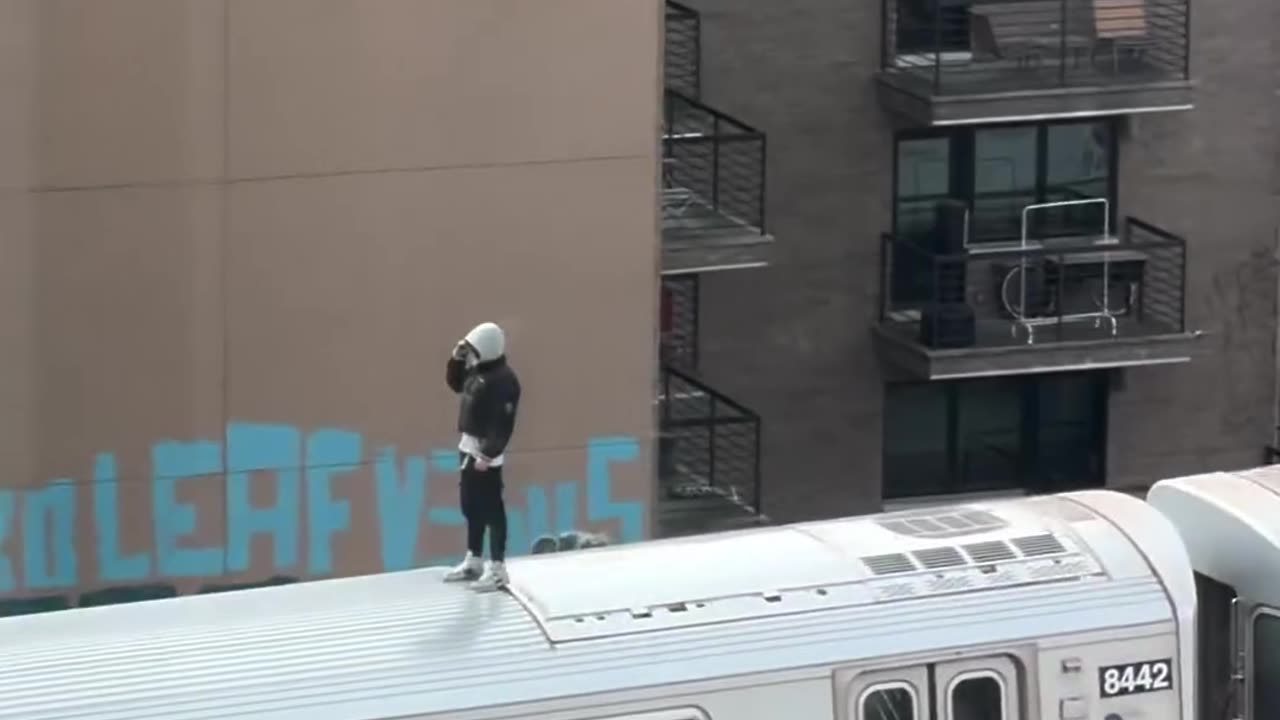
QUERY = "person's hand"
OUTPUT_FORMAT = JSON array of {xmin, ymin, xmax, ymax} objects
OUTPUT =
[{"xmin": 474, "ymin": 457, "xmax": 491, "ymax": 471}]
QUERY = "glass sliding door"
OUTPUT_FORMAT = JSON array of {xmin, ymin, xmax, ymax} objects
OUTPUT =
[
  {"xmin": 893, "ymin": 121, "xmax": 1117, "ymax": 250},
  {"xmin": 1043, "ymin": 122, "xmax": 1113, "ymax": 238},
  {"xmin": 1031, "ymin": 372, "xmax": 1107, "ymax": 492},
  {"xmin": 971, "ymin": 126, "xmax": 1038, "ymax": 244},
  {"xmin": 892, "ymin": 136, "xmax": 953, "ymax": 306},
  {"xmin": 955, "ymin": 378, "xmax": 1023, "ymax": 492},
  {"xmin": 883, "ymin": 383, "xmax": 952, "ymax": 497},
  {"xmin": 882, "ymin": 372, "xmax": 1108, "ymax": 500}
]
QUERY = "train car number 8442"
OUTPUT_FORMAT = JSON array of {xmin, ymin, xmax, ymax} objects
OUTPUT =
[{"xmin": 1098, "ymin": 658, "xmax": 1174, "ymax": 698}]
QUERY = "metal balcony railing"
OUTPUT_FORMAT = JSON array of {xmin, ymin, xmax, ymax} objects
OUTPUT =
[
  {"xmin": 665, "ymin": 1, "xmax": 702, "ymax": 98},
  {"xmin": 879, "ymin": 208, "xmax": 1187, "ymax": 350},
  {"xmin": 881, "ymin": 0, "xmax": 1190, "ymax": 94},
  {"xmin": 658, "ymin": 365, "xmax": 763, "ymax": 520},
  {"xmin": 663, "ymin": 90, "xmax": 767, "ymax": 239},
  {"xmin": 661, "ymin": 275, "xmax": 700, "ymax": 371}
]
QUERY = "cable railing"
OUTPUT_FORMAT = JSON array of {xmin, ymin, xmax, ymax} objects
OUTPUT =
[
  {"xmin": 665, "ymin": 1, "xmax": 702, "ymax": 98},
  {"xmin": 663, "ymin": 90, "xmax": 768, "ymax": 238},
  {"xmin": 658, "ymin": 365, "xmax": 763, "ymax": 520},
  {"xmin": 880, "ymin": 0, "xmax": 1190, "ymax": 94}
]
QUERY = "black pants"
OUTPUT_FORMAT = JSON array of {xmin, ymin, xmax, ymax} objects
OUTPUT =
[{"xmin": 459, "ymin": 453, "xmax": 507, "ymax": 563}]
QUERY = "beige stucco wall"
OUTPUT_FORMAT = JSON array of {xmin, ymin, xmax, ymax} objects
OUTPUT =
[{"xmin": 0, "ymin": 0, "xmax": 662, "ymax": 603}]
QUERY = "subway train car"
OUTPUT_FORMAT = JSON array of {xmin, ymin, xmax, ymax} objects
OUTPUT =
[
  {"xmin": 0, "ymin": 489, "xmax": 1194, "ymax": 720},
  {"xmin": 1148, "ymin": 464, "xmax": 1280, "ymax": 720}
]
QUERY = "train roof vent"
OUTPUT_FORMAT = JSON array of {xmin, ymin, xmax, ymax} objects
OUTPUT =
[
  {"xmin": 877, "ymin": 508, "xmax": 1007, "ymax": 539},
  {"xmin": 1011, "ymin": 533, "xmax": 1068, "ymax": 557},
  {"xmin": 861, "ymin": 553, "xmax": 918, "ymax": 576},
  {"xmin": 961, "ymin": 540, "xmax": 1018, "ymax": 564},
  {"xmin": 911, "ymin": 546, "xmax": 967, "ymax": 570}
]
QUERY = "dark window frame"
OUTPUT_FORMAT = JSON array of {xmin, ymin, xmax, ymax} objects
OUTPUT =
[
  {"xmin": 948, "ymin": 672, "xmax": 1007, "ymax": 720},
  {"xmin": 860, "ymin": 682, "xmax": 920, "ymax": 720},
  {"xmin": 891, "ymin": 119, "xmax": 1121, "ymax": 245},
  {"xmin": 881, "ymin": 372, "xmax": 1110, "ymax": 499}
]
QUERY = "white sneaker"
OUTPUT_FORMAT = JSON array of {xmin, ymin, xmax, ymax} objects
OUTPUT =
[
  {"xmin": 443, "ymin": 552, "xmax": 483, "ymax": 582},
  {"xmin": 470, "ymin": 561, "xmax": 508, "ymax": 592}
]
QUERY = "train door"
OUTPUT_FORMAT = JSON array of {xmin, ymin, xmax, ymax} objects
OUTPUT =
[
  {"xmin": 934, "ymin": 657, "xmax": 1020, "ymax": 720},
  {"xmin": 846, "ymin": 655, "xmax": 1022, "ymax": 720},
  {"xmin": 1248, "ymin": 605, "xmax": 1280, "ymax": 720},
  {"xmin": 1197, "ymin": 572, "xmax": 1239, "ymax": 720}
]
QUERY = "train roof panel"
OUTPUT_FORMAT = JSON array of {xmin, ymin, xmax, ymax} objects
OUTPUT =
[
  {"xmin": 1, "ymin": 490, "xmax": 1188, "ymax": 720},
  {"xmin": 1149, "ymin": 465, "xmax": 1280, "ymax": 603}
]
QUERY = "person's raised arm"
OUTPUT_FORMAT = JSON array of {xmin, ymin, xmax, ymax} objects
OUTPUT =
[{"xmin": 445, "ymin": 340, "xmax": 469, "ymax": 394}]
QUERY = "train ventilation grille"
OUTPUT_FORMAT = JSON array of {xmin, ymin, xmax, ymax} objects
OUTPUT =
[
  {"xmin": 1011, "ymin": 533, "xmax": 1068, "ymax": 557},
  {"xmin": 962, "ymin": 540, "xmax": 1018, "ymax": 564},
  {"xmin": 862, "ymin": 553, "xmax": 918, "ymax": 576},
  {"xmin": 863, "ymin": 534, "xmax": 1071, "ymax": 577},
  {"xmin": 542, "ymin": 531, "xmax": 1088, "ymax": 643},
  {"xmin": 912, "ymin": 546, "xmax": 967, "ymax": 570},
  {"xmin": 877, "ymin": 508, "xmax": 1008, "ymax": 539}
]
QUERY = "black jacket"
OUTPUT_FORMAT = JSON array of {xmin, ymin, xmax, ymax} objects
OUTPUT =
[{"xmin": 446, "ymin": 355, "xmax": 522, "ymax": 459}]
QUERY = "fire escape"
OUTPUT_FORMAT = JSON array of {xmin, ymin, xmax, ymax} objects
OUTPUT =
[{"xmin": 657, "ymin": 2, "xmax": 771, "ymax": 537}]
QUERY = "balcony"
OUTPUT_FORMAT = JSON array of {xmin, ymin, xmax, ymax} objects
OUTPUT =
[
  {"xmin": 663, "ymin": 90, "xmax": 773, "ymax": 274},
  {"xmin": 874, "ymin": 199, "xmax": 1199, "ymax": 379},
  {"xmin": 665, "ymin": 1, "xmax": 702, "ymax": 98},
  {"xmin": 657, "ymin": 365, "xmax": 768, "ymax": 536},
  {"xmin": 876, "ymin": 0, "xmax": 1193, "ymax": 125}
]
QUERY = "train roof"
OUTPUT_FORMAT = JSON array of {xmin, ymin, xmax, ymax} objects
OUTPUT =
[
  {"xmin": 1149, "ymin": 464, "xmax": 1280, "ymax": 602},
  {"xmin": 2, "ymin": 490, "xmax": 1192, "ymax": 720}
]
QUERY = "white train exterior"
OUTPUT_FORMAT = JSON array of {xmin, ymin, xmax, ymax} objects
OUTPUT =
[
  {"xmin": 1, "ymin": 489, "xmax": 1194, "ymax": 720},
  {"xmin": 1148, "ymin": 464, "xmax": 1280, "ymax": 720}
]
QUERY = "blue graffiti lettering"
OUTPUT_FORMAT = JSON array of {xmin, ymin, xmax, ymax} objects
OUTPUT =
[
  {"xmin": 304, "ymin": 429, "xmax": 360, "ymax": 575},
  {"xmin": 22, "ymin": 480, "xmax": 77, "ymax": 589},
  {"xmin": 586, "ymin": 437, "xmax": 645, "ymax": 543},
  {"xmin": 0, "ymin": 490, "xmax": 14, "ymax": 592},
  {"xmin": 375, "ymin": 448, "xmax": 428, "ymax": 571},
  {"xmin": 5, "ymin": 424, "xmax": 646, "ymax": 594},
  {"xmin": 152, "ymin": 439, "xmax": 224, "ymax": 578},
  {"xmin": 226, "ymin": 423, "xmax": 302, "ymax": 573},
  {"xmin": 93, "ymin": 454, "xmax": 149, "ymax": 582},
  {"xmin": 426, "ymin": 451, "xmax": 465, "ymax": 528}
]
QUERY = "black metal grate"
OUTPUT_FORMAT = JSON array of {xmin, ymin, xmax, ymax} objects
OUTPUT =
[
  {"xmin": 661, "ymin": 275, "xmax": 700, "ymax": 371},
  {"xmin": 664, "ymin": 1, "xmax": 702, "ymax": 98},
  {"xmin": 880, "ymin": 0, "xmax": 1191, "ymax": 95},
  {"xmin": 658, "ymin": 365, "xmax": 763, "ymax": 517},
  {"xmin": 663, "ymin": 90, "xmax": 767, "ymax": 238}
]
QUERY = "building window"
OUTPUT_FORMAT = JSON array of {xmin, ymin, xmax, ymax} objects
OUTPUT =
[
  {"xmin": 894, "ymin": 0, "xmax": 973, "ymax": 56},
  {"xmin": 860, "ymin": 682, "xmax": 920, "ymax": 720},
  {"xmin": 882, "ymin": 372, "xmax": 1108, "ymax": 499},
  {"xmin": 893, "ymin": 120, "xmax": 1116, "ymax": 248},
  {"xmin": 1253, "ymin": 611, "xmax": 1280, "ymax": 718}
]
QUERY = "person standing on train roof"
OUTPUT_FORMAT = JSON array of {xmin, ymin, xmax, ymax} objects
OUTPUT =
[{"xmin": 442, "ymin": 321, "xmax": 523, "ymax": 592}]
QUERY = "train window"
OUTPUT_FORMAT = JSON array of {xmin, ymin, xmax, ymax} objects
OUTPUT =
[
  {"xmin": 949, "ymin": 672, "xmax": 1005, "ymax": 720},
  {"xmin": 860, "ymin": 682, "xmax": 918, "ymax": 720},
  {"xmin": 1253, "ymin": 610, "xmax": 1280, "ymax": 718}
]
